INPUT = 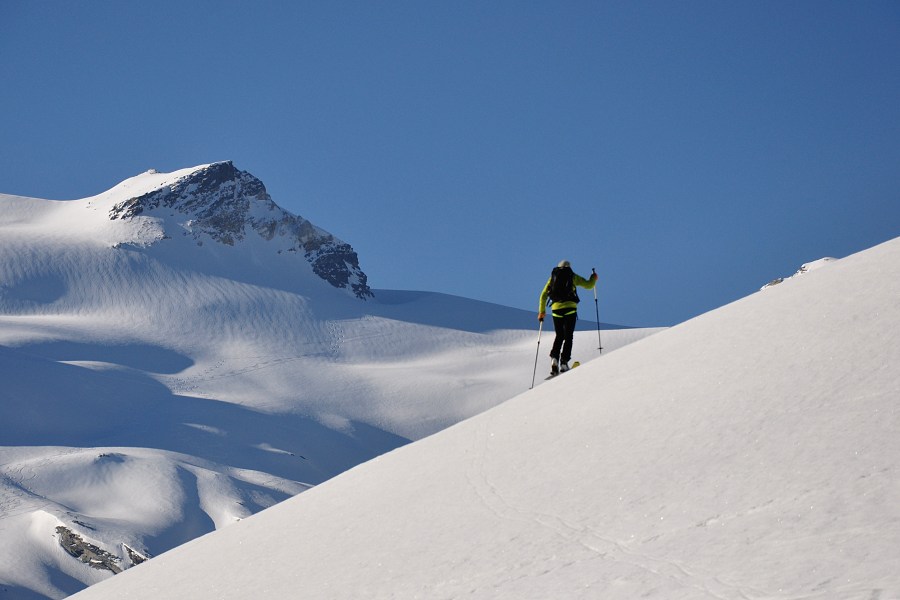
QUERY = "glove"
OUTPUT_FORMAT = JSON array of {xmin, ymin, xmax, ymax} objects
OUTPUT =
[
  {"xmin": 590, "ymin": 272, "xmax": 598, "ymax": 282},
  {"xmin": 538, "ymin": 312, "xmax": 545, "ymax": 322}
]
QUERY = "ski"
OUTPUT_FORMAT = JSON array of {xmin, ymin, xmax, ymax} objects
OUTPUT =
[{"xmin": 544, "ymin": 361, "xmax": 580, "ymax": 380}]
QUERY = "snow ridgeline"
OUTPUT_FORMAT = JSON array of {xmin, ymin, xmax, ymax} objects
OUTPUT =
[
  {"xmin": 70, "ymin": 237, "xmax": 900, "ymax": 599},
  {"xmin": 760, "ymin": 256, "xmax": 837, "ymax": 290}
]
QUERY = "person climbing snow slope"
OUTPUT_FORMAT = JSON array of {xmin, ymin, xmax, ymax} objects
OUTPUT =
[{"xmin": 538, "ymin": 260, "xmax": 598, "ymax": 376}]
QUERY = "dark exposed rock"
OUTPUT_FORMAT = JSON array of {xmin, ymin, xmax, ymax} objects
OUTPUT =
[
  {"xmin": 124, "ymin": 543, "xmax": 150, "ymax": 566},
  {"xmin": 109, "ymin": 162, "xmax": 373, "ymax": 299},
  {"xmin": 56, "ymin": 526, "xmax": 123, "ymax": 574}
]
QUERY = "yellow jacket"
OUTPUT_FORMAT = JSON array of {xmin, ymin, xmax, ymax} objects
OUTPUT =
[{"xmin": 539, "ymin": 271, "xmax": 597, "ymax": 317}]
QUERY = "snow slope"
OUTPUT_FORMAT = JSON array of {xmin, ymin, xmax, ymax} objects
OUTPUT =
[
  {"xmin": 0, "ymin": 165, "xmax": 654, "ymax": 599},
  {"xmin": 70, "ymin": 235, "xmax": 900, "ymax": 600}
]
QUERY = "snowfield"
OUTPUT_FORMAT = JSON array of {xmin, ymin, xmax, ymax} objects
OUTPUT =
[
  {"xmin": 0, "ymin": 165, "xmax": 654, "ymax": 599},
  {"xmin": 68, "ymin": 234, "xmax": 900, "ymax": 600}
]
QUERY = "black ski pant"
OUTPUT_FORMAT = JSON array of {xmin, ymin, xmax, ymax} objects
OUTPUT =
[{"xmin": 550, "ymin": 312, "xmax": 577, "ymax": 364}]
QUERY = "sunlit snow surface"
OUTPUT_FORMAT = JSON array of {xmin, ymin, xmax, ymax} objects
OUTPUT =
[
  {"xmin": 70, "ymin": 235, "xmax": 900, "ymax": 600},
  {"xmin": 0, "ymin": 168, "xmax": 654, "ymax": 599}
]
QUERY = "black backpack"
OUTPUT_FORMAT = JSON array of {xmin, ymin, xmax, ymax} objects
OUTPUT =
[{"xmin": 548, "ymin": 266, "xmax": 579, "ymax": 303}]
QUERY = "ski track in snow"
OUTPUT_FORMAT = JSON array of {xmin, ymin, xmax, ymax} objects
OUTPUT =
[
  {"xmin": 164, "ymin": 354, "xmax": 312, "ymax": 394},
  {"xmin": 465, "ymin": 423, "xmax": 769, "ymax": 600}
]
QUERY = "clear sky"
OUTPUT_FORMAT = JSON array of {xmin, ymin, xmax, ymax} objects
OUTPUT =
[{"xmin": 2, "ymin": 1, "xmax": 898, "ymax": 326}]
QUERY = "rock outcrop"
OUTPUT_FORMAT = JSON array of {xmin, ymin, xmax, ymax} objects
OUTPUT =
[{"xmin": 109, "ymin": 162, "xmax": 373, "ymax": 299}]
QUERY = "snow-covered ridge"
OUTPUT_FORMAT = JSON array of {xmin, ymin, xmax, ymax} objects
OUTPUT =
[
  {"xmin": 70, "ymin": 236, "xmax": 900, "ymax": 600},
  {"xmin": 760, "ymin": 256, "xmax": 837, "ymax": 290},
  {"xmin": 106, "ymin": 162, "xmax": 372, "ymax": 299}
]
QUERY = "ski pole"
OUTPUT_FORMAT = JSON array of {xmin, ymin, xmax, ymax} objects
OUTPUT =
[
  {"xmin": 593, "ymin": 268, "xmax": 603, "ymax": 352},
  {"xmin": 530, "ymin": 318, "xmax": 544, "ymax": 389}
]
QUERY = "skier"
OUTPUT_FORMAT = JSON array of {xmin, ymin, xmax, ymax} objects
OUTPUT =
[{"xmin": 538, "ymin": 260, "xmax": 598, "ymax": 376}]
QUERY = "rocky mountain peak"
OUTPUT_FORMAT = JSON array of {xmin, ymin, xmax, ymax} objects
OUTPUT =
[{"xmin": 108, "ymin": 162, "xmax": 373, "ymax": 299}]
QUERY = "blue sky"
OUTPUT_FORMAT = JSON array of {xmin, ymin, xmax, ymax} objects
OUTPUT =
[{"xmin": 2, "ymin": 1, "xmax": 898, "ymax": 326}]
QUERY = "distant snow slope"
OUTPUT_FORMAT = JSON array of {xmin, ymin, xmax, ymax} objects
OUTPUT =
[
  {"xmin": 0, "ymin": 165, "xmax": 654, "ymax": 599},
  {"xmin": 70, "ymin": 236, "xmax": 900, "ymax": 600}
]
